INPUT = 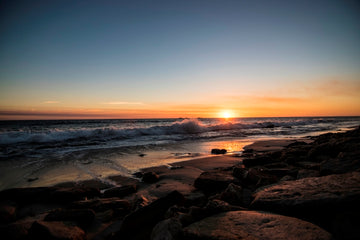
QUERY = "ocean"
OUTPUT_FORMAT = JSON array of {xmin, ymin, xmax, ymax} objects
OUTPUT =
[{"xmin": 0, "ymin": 117, "xmax": 359, "ymax": 190}]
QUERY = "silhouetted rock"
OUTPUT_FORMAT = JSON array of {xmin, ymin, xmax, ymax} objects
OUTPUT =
[
  {"xmin": 0, "ymin": 187, "xmax": 100, "ymax": 204},
  {"xmin": 102, "ymin": 184, "xmax": 137, "ymax": 198},
  {"xmin": 243, "ymin": 154, "xmax": 282, "ymax": 167},
  {"xmin": 194, "ymin": 171, "xmax": 236, "ymax": 194},
  {"xmin": 112, "ymin": 190, "xmax": 184, "ymax": 240},
  {"xmin": 251, "ymin": 171, "xmax": 360, "ymax": 239},
  {"xmin": 151, "ymin": 218, "xmax": 182, "ymax": 240},
  {"xmin": 28, "ymin": 220, "xmax": 86, "ymax": 240},
  {"xmin": 44, "ymin": 208, "xmax": 95, "ymax": 228},
  {"xmin": 0, "ymin": 220, "xmax": 31, "ymax": 240},
  {"xmin": 0, "ymin": 202, "xmax": 16, "ymax": 224},
  {"xmin": 320, "ymin": 150, "xmax": 360, "ymax": 176},
  {"xmin": 219, "ymin": 183, "xmax": 243, "ymax": 205},
  {"xmin": 183, "ymin": 210, "xmax": 332, "ymax": 240},
  {"xmin": 211, "ymin": 149, "xmax": 227, "ymax": 154},
  {"xmin": 71, "ymin": 198, "xmax": 130, "ymax": 212},
  {"xmin": 142, "ymin": 171, "xmax": 160, "ymax": 183},
  {"xmin": 297, "ymin": 169, "xmax": 320, "ymax": 179},
  {"xmin": 252, "ymin": 171, "xmax": 360, "ymax": 213}
]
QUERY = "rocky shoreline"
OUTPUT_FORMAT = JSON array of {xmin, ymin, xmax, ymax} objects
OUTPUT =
[{"xmin": 1, "ymin": 127, "xmax": 359, "ymax": 240}]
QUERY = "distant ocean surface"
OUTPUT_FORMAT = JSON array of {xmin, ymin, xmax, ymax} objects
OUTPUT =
[{"xmin": 0, "ymin": 117, "xmax": 359, "ymax": 190}]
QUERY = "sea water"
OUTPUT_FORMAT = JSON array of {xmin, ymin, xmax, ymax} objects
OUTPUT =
[{"xmin": 0, "ymin": 117, "xmax": 359, "ymax": 189}]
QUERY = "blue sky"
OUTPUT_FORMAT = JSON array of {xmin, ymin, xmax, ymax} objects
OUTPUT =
[{"xmin": 0, "ymin": 0, "xmax": 359, "ymax": 119}]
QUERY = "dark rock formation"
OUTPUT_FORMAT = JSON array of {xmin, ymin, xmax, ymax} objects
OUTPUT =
[
  {"xmin": 28, "ymin": 220, "xmax": 86, "ymax": 240},
  {"xmin": 183, "ymin": 210, "xmax": 332, "ymax": 240},
  {"xmin": 44, "ymin": 208, "xmax": 95, "ymax": 228},
  {"xmin": 252, "ymin": 171, "xmax": 360, "ymax": 239},
  {"xmin": 102, "ymin": 184, "xmax": 137, "ymax": 198},
  {"xmin": 0, "ymin": 187, "xmax": 100, "ymax": 205},
  {"xmin": 142, "ymin": 172, "xmax": 160, "ymax": 183},
  {"xmin": 194, "ymin": 171, "xmax": 236, "ymax": 194},
  {"xmin": 112, "ymin": 190, "xmax": 184, "ymax": 240},
  {"xmin": 71, "ymin": 198, "xmax": 131, "ymax": 212},
  {"xmin": 0, "ymin": 202, "xmax": 16, "ymax": 224}
]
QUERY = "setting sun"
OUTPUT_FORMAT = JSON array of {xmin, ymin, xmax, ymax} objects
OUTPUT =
[{"xmin": 220, "ymin": 110, "xmax": 233, "ymax": 119}]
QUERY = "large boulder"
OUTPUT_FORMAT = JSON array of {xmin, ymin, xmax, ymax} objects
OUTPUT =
[
  {"xmin": 251, "ymin": 171, "xmax": 360, "ymax": 212},
  {"xmin": 251, "ymin": 171, "xmax": 360, "ymax": 239},
  {"xmin": 183, "ymin": 210, "xmax": 332, "ymax": 240}
]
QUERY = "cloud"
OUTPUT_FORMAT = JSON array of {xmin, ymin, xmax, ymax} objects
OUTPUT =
[
  {"xmin": 103, "ymin": 101, "xmax": 144, "ymax": 105},
  {"xmin": 43, "ymin": 101, "xmax": 60, "ymax": 104}
]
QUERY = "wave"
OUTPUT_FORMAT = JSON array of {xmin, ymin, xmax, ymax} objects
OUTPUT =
[{"xmin": 0, "ymin": 117, "xmax": 358, "ymax": 146}]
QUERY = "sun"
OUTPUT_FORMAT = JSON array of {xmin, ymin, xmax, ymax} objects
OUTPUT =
[{"xmin": 219, "ymin": 110, "xmax": 233, "ymax": 119}]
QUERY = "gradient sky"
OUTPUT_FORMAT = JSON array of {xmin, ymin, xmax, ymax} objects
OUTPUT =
[{"xmin": 0, "ymin": 0, "xmax": 359, "ymax": 119}]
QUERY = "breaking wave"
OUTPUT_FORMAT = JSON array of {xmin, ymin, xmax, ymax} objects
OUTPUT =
[{"xmin": 0, "ymin": 117, "xmax": 359, "ymax": 146}]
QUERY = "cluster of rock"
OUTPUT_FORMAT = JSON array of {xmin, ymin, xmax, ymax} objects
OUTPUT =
[{"xmin": 1, "ymin": 127, "xmax": 359, "ymax": 240}]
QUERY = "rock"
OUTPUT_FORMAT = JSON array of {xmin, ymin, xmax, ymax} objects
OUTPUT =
[
  {"xmin": 232, "ymin": 166, "xmax": 247, "ymax": 179},
  {"xmin": 142, "ymin": 172, "xmax": 160, "ymax": 183},
  {"xmin": 183, "ymin": 210, "xmax": 332, "ymax": 240},
  {"xmin": 297, "ymin": 169, "xmax": 320, "ymax": 179},
  {"xmin": 0, "ymin": 221, "xmax": 31, "ymax": 240},
  {"xmin": 320, "ymin": 151, "xmax": 360, "ymax": 176},
  {"xmin": 44, "ymin": 208, "xmax": 95, "ymax": 228},
  {"xmin": 262, "ymin": 167, "xmax": 294, "ymax": 178},
  {"xmin": 71, "ymin": 198, "xmax": 130, "ymax": 212},
  {"xmin": 251, "ymin": 171, "xmax": 360, "ymax": 239},
  {"xmin": 293, "ymin": 161, "xmax": 320, "ymax": 170},
  {"xmin": 242, "ymin": 150, "xmax": 284, "ymax": 167},
  {"xmin": 151, "ymin": 218, "xmax": 182, "ymax": 240},
  {"xmin": 205, "ymin": 199, "xmax": 244, "ymax": 213},
  {"xmin": 279, "ymin": 175, "xmax": 295, "ymax": 182},
  {"xmin": 219, "ymin": 183, "xmax": 243, "ymax": 205},
  {"xmin": 102, "ymin": 184, "xmax": 137, "ymax": 198},
  {"xmin": 183, "ymin": 191, "xmax": 207, "ymax": 207},
  {"xmin": 286, "ymin": 141, "xmax": 309, "ymax": 148},
  {"xmin": 194, "ymin": 171, "xmax": 236, "ymax": 194},
  {"xmin": 0, "ymin": 202, "xmax": 16, "ymax": 224},
  {"xmin": 0, "ymin": 187, "xmax": 100, "ymax": 204},
  {"xmin": 28, "ymin": 220, "xmax": 86, "ymax": 240},
  {"xmin": 49, "ymin": 187, "xmax": 101, "ymax": 203},
  {"xmin": 211, "ymin": 149, "xmax": 227, "ymax": 154},
  {"xmin": 112, "ymin": 191, "xmax": 184, "ymax": 240},
  {"xmin": 252, "ymin": 171, "xmax": 360, "ymax": 213},
  {"xmin": 237, "ymin": 168, "xmax": 278, "ymax": 188},
  {"xmin": 132, "ymin": 194, "xmax": 150, "ymax": 211}
]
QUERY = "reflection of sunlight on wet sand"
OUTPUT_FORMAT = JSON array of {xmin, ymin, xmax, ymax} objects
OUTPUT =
[{"xmin": 112, "ymin": 139, "xmax": 254, "ymax": 173}]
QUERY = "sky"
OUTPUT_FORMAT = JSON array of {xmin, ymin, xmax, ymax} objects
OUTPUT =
[{"xmin": 0, "ymin": 0, "xmax": 359, "ymax": 120}]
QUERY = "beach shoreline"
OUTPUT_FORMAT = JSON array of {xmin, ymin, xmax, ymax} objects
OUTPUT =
[{"xmin": 1, "ymin": 127, "xmax": 359, "ymax": 240}]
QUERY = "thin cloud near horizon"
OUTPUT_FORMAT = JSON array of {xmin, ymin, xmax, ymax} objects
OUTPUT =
[{"xmin": 102, "ymin": 102, "xmax": 144, "ymax": 105}]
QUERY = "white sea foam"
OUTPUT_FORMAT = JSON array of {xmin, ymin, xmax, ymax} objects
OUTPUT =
[{"xmin": 0, "ymin": 117, "xmax": 359, "ymax": 146}]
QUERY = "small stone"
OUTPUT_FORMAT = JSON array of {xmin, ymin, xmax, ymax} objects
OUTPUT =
[{"xmin": 211, "ymin": 149, "xmax": 227, "ymax": 154}]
